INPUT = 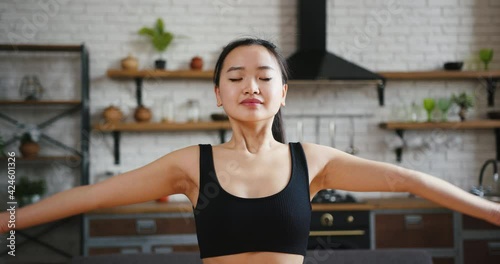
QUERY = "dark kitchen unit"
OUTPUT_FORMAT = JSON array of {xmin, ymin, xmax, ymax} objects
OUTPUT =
[{"xmin": 308, "ymin": 190, "xmax": 371, "ymax": 250}]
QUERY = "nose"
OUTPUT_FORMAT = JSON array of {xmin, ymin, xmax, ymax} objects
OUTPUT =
[{"xmin": 243, "ymin": 79, "xmax": 260, "ymax": 94}]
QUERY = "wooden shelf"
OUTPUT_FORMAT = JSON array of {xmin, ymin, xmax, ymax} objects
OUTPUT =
[
  {"xmin": 106, "ymin": 69, "xmax": 213, "ymax": 79},
  {"xmin": 379, "ymin": 120, "xmax": 500, "ymax": 162},
  {"xmin": 0, "ymin": 155, "xmax": 81, "ymax": 161},
  {"xmin": 93, "ymin": 121, "xmax": 232, "ymax": 132},
  {"xmin": 94, "ymin": 121, "xmax": 232, "ymax": 164},
  {"xmin": 379, "ymin": 120, "xmax": 500, "ymax": 130},
  {"xmin": 0, "ymin": 44, "xmax": 82, "ymax": 52},
  {"xmin": 0, "ymin": 100, "xmax": 81, "ymax": 105},
  {"xmin": 378, "ymin": 70, "xmax": 500, "ymax": 80}
]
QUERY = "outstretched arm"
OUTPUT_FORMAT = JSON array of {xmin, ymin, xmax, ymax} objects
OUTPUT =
[
  {"xmin": 0, "ymin": 146, "xmax": 196, "ymax": 233},
  {"xmin": 307, "ymin": 143, "xmax": 500, "ymax": 225}
]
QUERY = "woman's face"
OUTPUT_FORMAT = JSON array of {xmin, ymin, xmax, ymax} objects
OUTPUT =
[{"xmin": 215, "ymin": 45, "xmax": 287, "ymax": 123}]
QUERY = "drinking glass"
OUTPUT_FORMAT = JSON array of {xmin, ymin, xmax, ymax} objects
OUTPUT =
[
  {"xmin": 423, "ymin": 98, "xmax": 435, "ymax": 122},
  {"xmin": 479, "ymin": 48, "xmax": 494, "ymax": 70},
  {"xmin": 437, "ymin": 98, "xmax": 452, "ymax": 122}
]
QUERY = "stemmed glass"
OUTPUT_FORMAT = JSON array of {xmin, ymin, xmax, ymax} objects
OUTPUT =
[
  {"xmin": 437, "ymin": 98, "xmax": 452, "ymax": 122},
  {"xmin": 479, "ymin": 49, "xmax": 494, "ymax": 71},
  {"xmin": 423, "ymin": 98, "xmax": 435, "ymax": 122}
]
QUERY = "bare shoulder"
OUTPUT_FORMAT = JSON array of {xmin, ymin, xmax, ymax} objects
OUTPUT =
[
  {"xmin": 298, "ymin": 142, "xmax": 337, "ymax": 182},
  {"xmin": 165, "ymin": 145, "xmax": 199, "ymax": 180}
]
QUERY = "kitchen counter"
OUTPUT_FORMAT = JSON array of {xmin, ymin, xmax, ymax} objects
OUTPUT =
[{"xmin": 86, "ymin": 197, "xmax": 446, "ymax": 215}]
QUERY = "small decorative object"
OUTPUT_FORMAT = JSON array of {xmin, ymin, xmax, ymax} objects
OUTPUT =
[
  {"xmin": 134, "ymin": 105, "xmax": 152, "ymax": 122},
  {"xmin": 19, "ymin": 132, "xmax": 40, "ymax": 158},
  {"xmin": 186, "ymin": 99, "xmax": 200, "ymax": 122},
  {"xmin": 102, "ymin": 105, "xmax": 124, "ymax": 123},
  {"xmin": 190, "ymin": 56, "xmax": 204, "ymax": 70},
  {"xmin": 121, "ymin": 54, "xmax": 139, "ymax": 71},
  {"xmin": 452, "ymin": 92, "xmax": 474, "ymax": 121},
  {"xmin": 479, "ymin": 48, "xmax": 494, "ymax": 70},
  {"xmin": 15, "ymin": 177, "xmax": 46, "ymax": 207},
  {"xmin": 437, "ymin": 97, "xmax": 452, "ymax": 122},
  {"xmin": 138, "ymin": 18, "xmax": 174, "ymax": 70},
  {"xmin": 423, "ymin": 98, "xmax": 436, "ymax": 122},
  {"xmin": 443, "ymin": 61, "xmax": 463, "ymax": 71},
  {"xmin": 19, "ymin": 75, "xmax": 44, "ymax": 101},
  {"xmin": 161, "ymin": 97, "xmax": 175, "ymax": 123}
]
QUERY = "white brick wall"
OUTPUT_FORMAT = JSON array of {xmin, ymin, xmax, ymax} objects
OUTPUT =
[{"xmin": 0, "ymin": 0, "xmax": 499, "ymax": 202}]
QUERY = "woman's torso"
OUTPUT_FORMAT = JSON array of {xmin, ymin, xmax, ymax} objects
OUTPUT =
[{"xmin": 181, "ymin": 142, "xmax": 326, "ymax": 264}]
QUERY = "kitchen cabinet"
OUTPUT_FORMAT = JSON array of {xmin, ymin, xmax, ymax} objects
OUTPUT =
[
  {"xmin": 373, "ymin": 209, "xmax": 456, "ymax": 264},
  {"xmin": 95, "ymin": 69, "xmax": 231, "ymax": 165},
  {"xmin": 461, "ymin": 215, "xmax": 500, "ymax": 264},
  {"xmin": 85, "ymin": 213, "xmax": 198, "ymax": 256},
  {"xmin": 0, "ymin": 44, "xmax": 90, "ymax": 260}
]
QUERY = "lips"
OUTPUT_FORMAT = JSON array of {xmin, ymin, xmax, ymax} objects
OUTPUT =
[{"xmin": 240, "ymin": 98, "xmax": 263, "ymax": 104}]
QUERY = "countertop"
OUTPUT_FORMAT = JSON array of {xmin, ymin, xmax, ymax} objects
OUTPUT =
[{"xmin": 86, "ymin": 197, "xmax": 447, "ymax": 215}]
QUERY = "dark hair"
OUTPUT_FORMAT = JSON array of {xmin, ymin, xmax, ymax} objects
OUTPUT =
[{"xmin": 213, "ymin": 38, "xmax": 289, "ymax": 143}]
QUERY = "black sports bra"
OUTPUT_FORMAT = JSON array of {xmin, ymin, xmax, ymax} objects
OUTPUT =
[{"xmin": 193, "ymin": 143, "xmax": 312, "ymax": 259}]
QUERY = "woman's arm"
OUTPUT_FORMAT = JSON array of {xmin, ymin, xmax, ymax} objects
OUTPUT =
[
  {"xmin": 306, "ymin": 143, "xmax": 500, "ymax": 226},
  {"xmin": 0, "ymin": 146, "xmax": 197, "ymax": 233}
]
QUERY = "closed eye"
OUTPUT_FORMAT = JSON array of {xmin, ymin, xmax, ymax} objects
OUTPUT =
[
  {"xmin": 260, "ymin": 78, "xmax": 272, "ymax": 81},
  {"xmin": 229, "ymin": 78, "xmax": 242, "ymax": 82}
]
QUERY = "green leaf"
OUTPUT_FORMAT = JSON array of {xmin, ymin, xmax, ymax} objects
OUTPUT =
[
  {"xmin": 479, "ymin": 49, "xmax": 494, "ymax": 62},
  {"xmin": 155, "ymin": 18, "xmax": 164, "ymax": 34},
  {"xmin": 138, "ymin": 27, "xmax": 155, "ymax": 37}
]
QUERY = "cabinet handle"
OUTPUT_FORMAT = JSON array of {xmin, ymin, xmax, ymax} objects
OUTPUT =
[
  {"xmin": 405, "ymin": 215, "xmax": 422, "ymax": 228},
  {"xmin": 120, "ymin": 248, "xmax": 140, "ymax": 254},
  {"xmin": 136, "ymin": 219, "xmax": 156, "ymax": 234},
  {"xmin": 489, "ymin": 242, "xmax": 500, "ymax": 256},
  {"xmin": 309, "ymin": 230, "xmax": 365, "ymax": 237}
]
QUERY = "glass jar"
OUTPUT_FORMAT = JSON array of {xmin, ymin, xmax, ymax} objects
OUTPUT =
[{"xmin": 187, "ymin": 99, "xmax": 200, "ymax": 122}]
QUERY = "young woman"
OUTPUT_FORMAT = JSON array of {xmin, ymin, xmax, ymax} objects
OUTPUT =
[{"xmin": 1, "ymin": 38, "xmax": 499, "ymax": 264}]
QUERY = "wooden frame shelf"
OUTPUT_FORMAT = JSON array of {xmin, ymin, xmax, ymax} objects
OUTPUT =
[
  {"xmin": 0, "ymin": 100, "xmax": 81, "ymax": 105},
  {"xmin": 93, "ymin": 121, "xmax": 232, "ymax": 164},
  {"xmin": 106, "ymin": 69, "xmax": 213, "ymax": 79},
  {"xmin": 378, "ymin": 70, "xmax": 500, "ymax": 80},
  {"xmin": 379, "ymin": 71, "xmax": 500, "ymax": 106},
  {"xmin": 93, "ymin": 121, "xmax": 231, "ymax": 132},
  {"xmin": 379, "ymin": 120, "xmax": 500, "ymax": 162}
]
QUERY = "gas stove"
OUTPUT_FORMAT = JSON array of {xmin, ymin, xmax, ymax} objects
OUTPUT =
[{"xmin": 312, "ymin": 189, "xmax": 358, "ymax": 203}]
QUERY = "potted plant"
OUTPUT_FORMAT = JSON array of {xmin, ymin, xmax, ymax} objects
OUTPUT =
[
  {"xmin": 452, "ymin": 92, "xmax": 474, "ymax": 121},
  {"xmin": 138, "ymin": 18, "xmax": 174, "ymax": 70},
  {"xmin": 19, "ymin": 132, "xmax": 40, "ymax": 158},
  {"xmin": 16, "ymin": 177, "xmax": 46, "ymax": 207}
]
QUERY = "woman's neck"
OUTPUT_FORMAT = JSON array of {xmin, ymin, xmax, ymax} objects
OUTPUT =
[{"xmin": 225, "ymin": 121, "xmax": 279, "ymax": 154}]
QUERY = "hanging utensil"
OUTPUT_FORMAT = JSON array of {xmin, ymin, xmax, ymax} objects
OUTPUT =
[
  {"xmin": 328, "ymin": 120, "xmax": 336, "ymax": 148},
  {"xmin": 345, "ymin": 118, "xmax": 359, "ymax": 155},
  {"xmin": 297, "ymin": 120, "xmax": 303, "ymax": 142}
]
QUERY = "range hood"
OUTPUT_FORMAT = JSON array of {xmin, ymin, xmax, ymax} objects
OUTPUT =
[{"xmin": 287, "ymin": 0, "xmax": 386, "ymax": 103}]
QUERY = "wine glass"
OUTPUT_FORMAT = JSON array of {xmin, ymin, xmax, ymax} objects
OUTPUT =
[
  {"xmin": 423, "ymin": 98, "xmax": 435, "ymax": 122},
  {"xmin": 437, "ymin": 97, "xmax": 452, "ymax": 122},
  {"xmin": 479, "ymin": 48, "xmax": 494, "ymax": 71}
]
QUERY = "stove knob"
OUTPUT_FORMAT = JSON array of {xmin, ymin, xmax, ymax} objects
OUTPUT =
[
  {"xmin": 347, "ymin": 215, "xmax": 354, "ymax": 223},
  {"xmin": 320, "ymin": 213, "xmax": 334, "ymax": 227}
]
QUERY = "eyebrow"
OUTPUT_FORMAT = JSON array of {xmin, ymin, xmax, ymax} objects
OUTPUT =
[{"xmin": 226, "ymin": 66, "xmax": 275, "ymax": 72}]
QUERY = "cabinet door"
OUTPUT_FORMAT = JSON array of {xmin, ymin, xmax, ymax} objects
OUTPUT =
[
  {"xmin": 464, "ymin": 240, "xmax": 500, "ymax": 264},
  {"xmin": 462, "ymin": 215, "xmax": 500, "ymax": 230},
  {"xmin": 432, "ymin": 258, "xmax": 455, "ymax": 264},
  {"xmin": 375, "ymin": 213, "xmax": 453, "ymax": 248},
  {"xmin": 152, "ymin": 245, "xmax": 200, "ymax": 253},
  {"xmin": 89, "ymin": 217, "xmax": 196, "ymax": 237},
  {"xmin": 88, "ymin": 246, "xmax": 142, "ymax": 255}
]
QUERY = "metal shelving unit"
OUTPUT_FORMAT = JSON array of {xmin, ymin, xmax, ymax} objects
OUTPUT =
[{"xmin": 0, "ymin": 44, "xmax": 90, "ymax": 259}]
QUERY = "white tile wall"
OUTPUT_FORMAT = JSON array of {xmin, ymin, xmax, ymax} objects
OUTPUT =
[{"xmin": 0, "ymin": 0, "xmax": 499, "ymax": 201}]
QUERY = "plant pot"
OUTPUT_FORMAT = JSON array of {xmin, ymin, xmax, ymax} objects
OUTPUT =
[
  {"xmin": 190, "ymin": 56, "xmax": 203, "ymax": 70},
  {"xmin": 20, "ymin": 141, "xmax": 40, "ymax": 158},
  {"xmin": 459, "ymin": 107, "xmax": 467, "ymax": 121},
  {"xmin": 121, "ymin": 55, "xmax": 139, "ymax": 71},
  {"xmin": 134, "ymin": 105, "xmax": 152, "ymax": 122},
  {"xmin": 155, "ymin": 59, "xmax": 166, "ymax": 70},
  {"xmin": 103, "ymin": 105, "xmax": 124, "ymax": 123}
]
